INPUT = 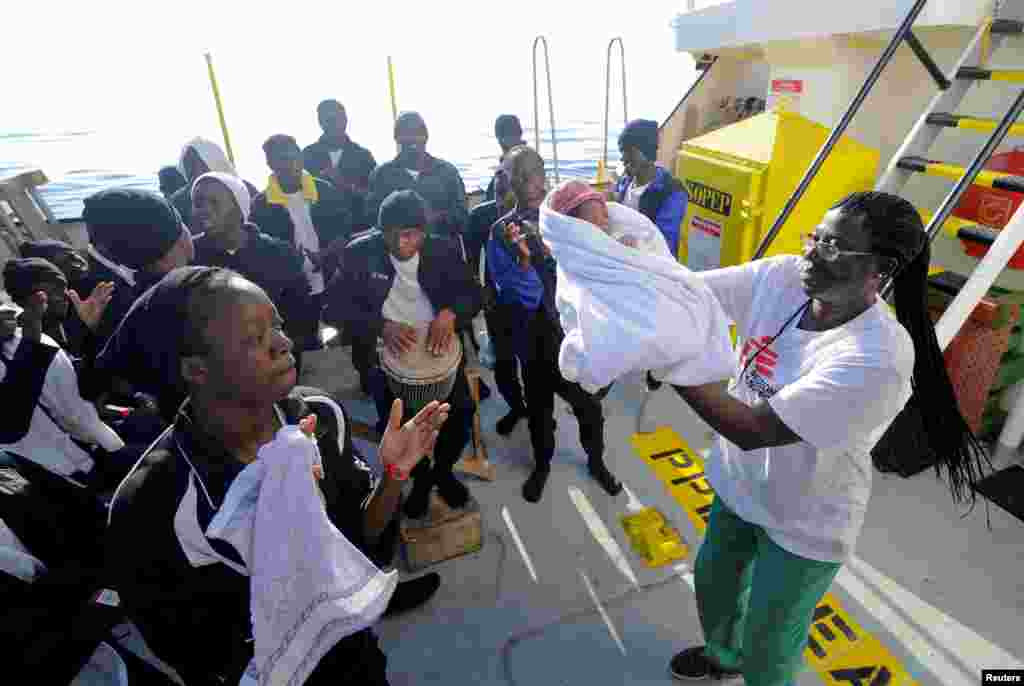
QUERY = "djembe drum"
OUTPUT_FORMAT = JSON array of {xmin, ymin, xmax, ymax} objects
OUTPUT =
[{"xmin": 380, "ymin": 326, "xmax": 463, "ymax": 411}]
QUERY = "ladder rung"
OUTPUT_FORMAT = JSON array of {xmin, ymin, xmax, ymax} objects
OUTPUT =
[
  {"xmin": 927, "ymin": 112, "xmax": 1024, "ymax": 136},
  {"xmin": 957, "ymin": 67, "xmax": 1024, "ymax": 82},
  {"xmin": 957, "ymin": 224, "xmax": 1000, "ymax": 245},
  {"xmin": 991, "ymin": 19, "xmax": 1024, "ymax": 36},
  {"xmin": 919, "ymin": 210, "xmax": 977, "ymax": 240},
  {"xmin": 897, "ymin": 156, "xmax": 1024, "ymax": 193}
]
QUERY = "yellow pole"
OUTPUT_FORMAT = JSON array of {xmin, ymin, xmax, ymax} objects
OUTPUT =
[
  {"xmin": 204, "ymin": 52, "xmax": 236, "ymax": 166},
  {"xmin": 387, "ymin": 56, "xmax": 399, "ymax": 124}
]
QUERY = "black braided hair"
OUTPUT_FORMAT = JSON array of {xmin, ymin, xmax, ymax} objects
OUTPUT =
[{"xmin": 831, "ymin": 192, "xmax": 990, "ymax": 507}]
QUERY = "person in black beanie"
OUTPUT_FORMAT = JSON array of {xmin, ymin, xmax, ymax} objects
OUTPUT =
[
  {"xmin": 18, "ymin": 240, "xmax": 89, "ymax": 290},
  {"xmin": 80, "ymin": 188, "xmax": 194, "ymax": 346},
  {"xmin": 326, "ymin": 189, "xmax": 480, "ymax": 517},
  {"xmin": 615, "ymin": 118, "xmax": 688, "ymax": 257},
  {"xmin": 16, "ymin": 240, "xmax": 115, "ymax": 360}
]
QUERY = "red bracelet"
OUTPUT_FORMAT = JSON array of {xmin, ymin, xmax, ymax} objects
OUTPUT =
[{"xmin": 385, "ymin": 463, "xmax": 409, "ymax": 481}]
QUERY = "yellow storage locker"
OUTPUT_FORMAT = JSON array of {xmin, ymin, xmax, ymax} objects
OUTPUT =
[{"xmin": 675, "ymin": 107, "xmax": 880, "ymax": 270}]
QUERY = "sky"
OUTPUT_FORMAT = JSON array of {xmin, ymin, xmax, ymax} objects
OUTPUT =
[{"xmin": 5, "ymin": 1, "xmax": 696, "ymax": 182}]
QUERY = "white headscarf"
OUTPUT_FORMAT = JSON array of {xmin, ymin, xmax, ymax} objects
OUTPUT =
[
  {"xmin": 179, "ymin": 137, "xmax": 237, "ymax": 180},
  {"xmin": 192, "ymin": 171, "xmax": 251, "ymax": 223}
]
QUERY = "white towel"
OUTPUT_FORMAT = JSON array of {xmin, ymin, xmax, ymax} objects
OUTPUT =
[
  {"xmin": 199, "ymin": 426, "xmax": 397, "ymax": 686},
  {"xmin": 539, "ymin": 199, "xmax": 735, "ymax": 393}
]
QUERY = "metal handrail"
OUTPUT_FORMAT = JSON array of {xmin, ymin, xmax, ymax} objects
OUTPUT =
[
  {"xmin": 533, "ymin": 36, "xmax": 560, "ymax": 184},
  {"xmin": 752, "ymin": 0, "xmax": 932, "ymax": 260},
  {"xmin": 602, "ymin": 37, "xmax": 628, "ymax": 174},
  {"xmin": 881, "ymin": 89, "xmax": 1024, "ymax": 300}
]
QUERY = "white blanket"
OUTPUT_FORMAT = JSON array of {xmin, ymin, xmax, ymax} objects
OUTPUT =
[
  {"xmin": 540, "ymin": 200, "xmax": 735, "ymax": 393},
  {"xmin": 194, "ymin": 425, "xmax": 397, "ymax": 686}
]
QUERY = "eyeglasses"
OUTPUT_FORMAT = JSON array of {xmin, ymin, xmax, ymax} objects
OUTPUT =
[{"xmin": 801, "ymin": 233, "xmax": 876, "ymax": 263}]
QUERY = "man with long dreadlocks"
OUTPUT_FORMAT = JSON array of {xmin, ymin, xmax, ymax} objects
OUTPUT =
[{"xmin": 662, "ymin": 191, "xmax": 987, "ymax": 686}]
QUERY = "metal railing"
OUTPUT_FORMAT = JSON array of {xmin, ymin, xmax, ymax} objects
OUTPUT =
[
  {"xmin": 533, "ymin": 36, "xmax": 560, "ymax": 184},
  {"xmin": 751, "ymin": 0, "xmax": 932, "ymax": 260},
  {"xmin": 602, "ymin": 37, "xmax": 628, "ymax": 176}
]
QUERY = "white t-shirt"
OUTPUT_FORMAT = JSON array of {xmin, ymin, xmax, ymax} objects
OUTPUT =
[
  {"xmin": 698, "ymin": 255, "xmax": 914, "ymax": 563},
  {"xmin": 381, "ymin": 253, "xmax": 435, "ymax": 326},
  {"xmin": 283, "ymin": 191, "xmax": 324, "ymax": 294},
  {"xmin": 624, "ymin": 180, "xmax": 650, "ymax": 212},
  {"xmin": 328, "ymin": 149, "xmax": 343, "ymax": 168}
]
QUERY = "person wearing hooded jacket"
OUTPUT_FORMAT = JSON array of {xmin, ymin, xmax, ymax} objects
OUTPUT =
[
  {"xmin": 191, "ymin": 171, "xmax": 313, "ymax": 376},
  {"xmin": 615, "ymin": 119, "xmax": 688, "ymax": 257},
  {"xmin": 79, "ymin": 188, "xmax": 195, "ymax": 348},
  {"xmin": 171, "ymin": 137, "xmax": 259, "ymax": 231}
]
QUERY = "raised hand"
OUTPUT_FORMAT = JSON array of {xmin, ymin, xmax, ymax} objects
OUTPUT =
[
  {"xmin": 69, "ymin": 281, "xmax": 115, "ymax": 331},
  {"xmin": 379, "ymin": 399, "xmax": 450, "ymax": 476}
]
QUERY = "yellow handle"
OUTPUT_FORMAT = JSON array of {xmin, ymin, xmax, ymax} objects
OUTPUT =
[
  {"xmin": 387, "ymin": 56, "xmax": 399, "ymax": 124},
  {"xmin": 204, "ymin": 52, "xmax": 236, "ymax": 166}
]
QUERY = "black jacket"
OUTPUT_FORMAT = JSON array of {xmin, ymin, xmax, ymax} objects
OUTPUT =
[
  {"xmin": 105, "ymin": 388, "xmax": 394, "ymax": 685},
  {"xmin": 325, "ymin": 231, "xmax": 481, "ymax": 346},
  {"xmin": 303, "ymin": 135, "xmax": 377, "ymax": 232},
  {"xmin": 192, "ymin": 224, "xmax": 311, "ymax": 344},
  {"xmin": 367, "ymin": 154, "xmax": 468, "ymax": 238},
  {"xmin": 249, "ymin": 176, "xmax": 355, "ymax": 252}
]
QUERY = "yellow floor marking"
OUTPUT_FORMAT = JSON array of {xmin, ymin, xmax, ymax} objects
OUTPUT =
[
  {"xmin": 631, "ymin": 427, "xmax": 920, "ymax": 686},
  {"xmin": 840, "ymin": 557, "xmax": 1024, "ymax": 684}
]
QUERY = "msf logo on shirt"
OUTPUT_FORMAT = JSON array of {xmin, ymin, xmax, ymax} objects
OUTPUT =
[{"xmin": 739, "ymin": 336, "xmax": 779, "ymax": 399}]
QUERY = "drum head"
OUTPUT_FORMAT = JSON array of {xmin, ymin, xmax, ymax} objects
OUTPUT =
[{"xmin": 381, "ymin": 327, "xmax": 463, "ymax": 383}]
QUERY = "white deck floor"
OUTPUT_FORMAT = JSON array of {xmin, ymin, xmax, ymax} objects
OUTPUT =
[
  {"xmin": 98, "ymin": 340, "xmax": 1024, "ymax": 686},
  {"xmin": 298, "ymin": 338, "xmax": 1024, "ymax": 686}
]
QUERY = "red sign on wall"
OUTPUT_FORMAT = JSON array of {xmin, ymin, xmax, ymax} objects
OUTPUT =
[{"xmin": 771, "ymin": 79, "xmax": 804, "ymax": 94}]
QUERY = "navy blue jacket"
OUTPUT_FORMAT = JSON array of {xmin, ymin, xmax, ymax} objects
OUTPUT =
[
  {"xmin": 193, "ymin": 224, "xmax": 311, "ymax": 346},
  {"xmin": 325, "ymin": 231, "xmax": 481, "ymax": 346},
  {"xmin": 249, "ymin": 177, "xmax": 355, "ymax": 252},
  {"xmin": 485, "ymin": 207, "xmax": 560, "ymax": 357},
  {"xmin": 302, "ymin": 135, "xmax": 377, "ymax": 232},
  {"xmin": 367, "ymin": 154, "xmax": 468, "ymax": 238},
  {"xmin": 615, "ymin": 165, "xmax": 688, "ymax": 256}
]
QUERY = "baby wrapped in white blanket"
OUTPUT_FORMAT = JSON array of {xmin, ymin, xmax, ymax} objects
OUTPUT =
[{"xmin": 539, "ymin": 192, "xmax": 735, "ymax": 394}]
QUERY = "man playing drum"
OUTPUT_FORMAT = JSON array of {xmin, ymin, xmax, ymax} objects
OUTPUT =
[{"xmin": 328, "ymin": 190, "xmax": 481, "ymax": 519}]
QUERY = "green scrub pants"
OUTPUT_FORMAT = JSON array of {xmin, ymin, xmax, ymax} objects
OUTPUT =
[{"xmin": 696, "ymin": 497, "xmax": 842, "ymax": 686}]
